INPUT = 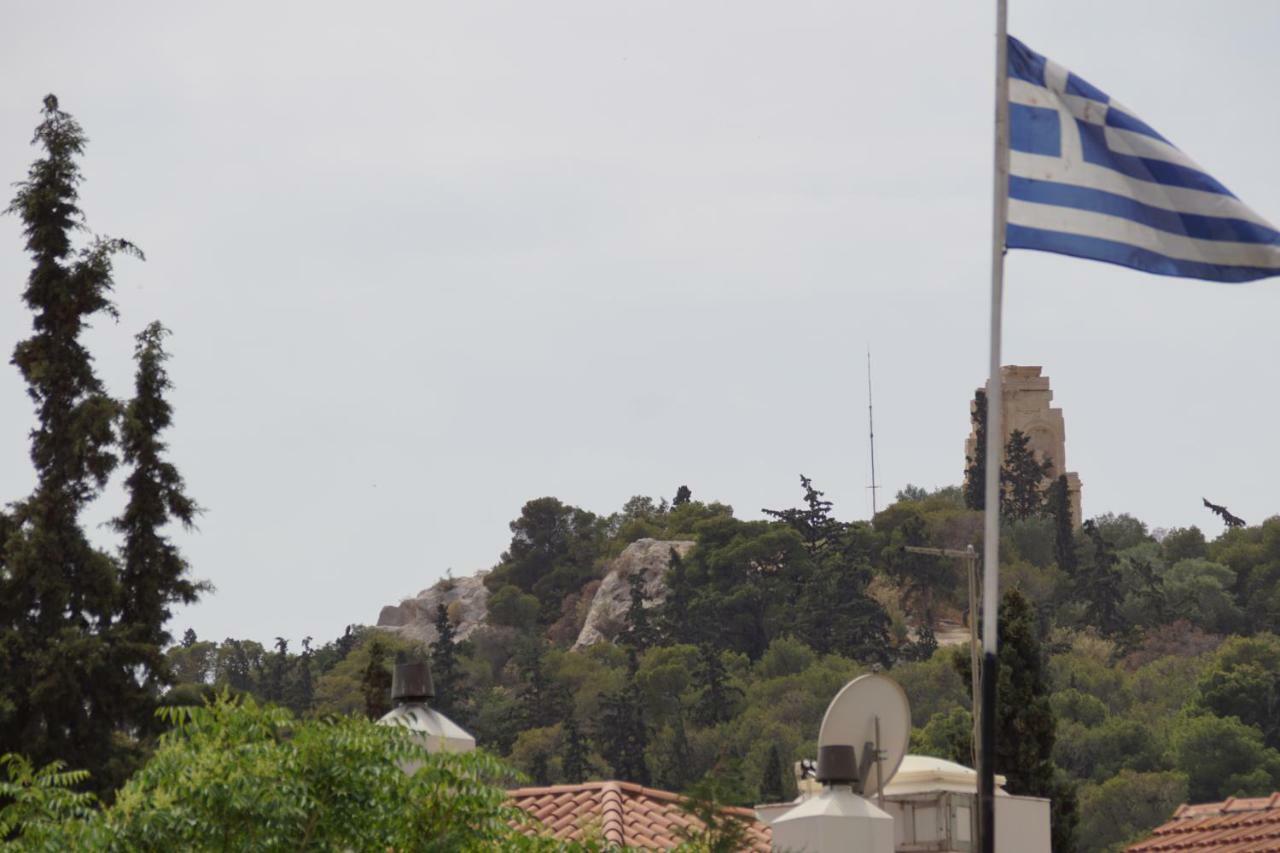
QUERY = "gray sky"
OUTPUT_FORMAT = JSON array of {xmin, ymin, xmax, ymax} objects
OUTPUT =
[{"xmin": 3, "ymin": 1, "xmax": 1278, "ymax": 646}]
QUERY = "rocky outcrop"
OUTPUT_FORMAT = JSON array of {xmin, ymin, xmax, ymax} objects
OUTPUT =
[
  {"xmin": 376, "ymin": 571, "xmax": 490, "ymax": 646},
  {"xmin": 573, "ymin": 538, "xmax": 695, "ymax": 649}
]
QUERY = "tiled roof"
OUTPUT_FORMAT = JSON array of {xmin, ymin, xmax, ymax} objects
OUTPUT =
[
  {"xmin": 508, "ymin": 780, "xmax": 771, "ymax": 851},
  {"xmin": 1128, "ymin": 793, "xmax": 1280, "ymax": 852}
]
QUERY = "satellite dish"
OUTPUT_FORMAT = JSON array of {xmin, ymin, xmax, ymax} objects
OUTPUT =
[{"xmin": 817, "ymin": 673, "xmax": 911, "ymax": 799}]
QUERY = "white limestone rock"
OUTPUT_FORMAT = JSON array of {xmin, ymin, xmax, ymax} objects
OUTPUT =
[
  {"xmin": 573, "ymin": 538, "xmax": 695, "ymax": 650},
  {"xmin": 375, "ymin": 571, "xmax": 490, "ymax": 645}
]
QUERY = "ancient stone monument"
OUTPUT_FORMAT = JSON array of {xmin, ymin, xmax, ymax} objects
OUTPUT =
[{"xmin": 965, "ymin": 366, "xmax": 1082, "ymax": 526}]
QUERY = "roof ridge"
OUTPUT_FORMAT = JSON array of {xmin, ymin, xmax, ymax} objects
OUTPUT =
[{"xmin": 599, "ymin": 782, "xmax": 625, "ymax": 847}]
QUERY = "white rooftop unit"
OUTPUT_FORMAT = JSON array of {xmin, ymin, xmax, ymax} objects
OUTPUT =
[{"xmin": 376, "ymin": 661, "xmax": 475, "ymax": 766}]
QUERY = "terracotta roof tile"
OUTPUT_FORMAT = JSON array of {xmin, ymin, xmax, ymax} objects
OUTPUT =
[
  {"xmin": 1128, "ymin": 792, "xmax": 1280, "ymax": 852},
  {"xmin": 508, "ymin": 780, "xmax": 771, "ymax": 851}
]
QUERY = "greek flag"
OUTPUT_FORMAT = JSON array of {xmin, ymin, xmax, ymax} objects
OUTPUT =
[{"xmin": 1006, "ymin": 36, "xmax": 1280, "ymax": 282}]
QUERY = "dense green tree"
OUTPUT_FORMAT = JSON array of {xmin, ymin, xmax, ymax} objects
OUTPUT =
[
  {"xmin": 762, "ymin": 475, "xmax": 841, "ymax": 558},
  {"xmin": 287, "ymin": 637, "xmax": 314, "ymax": 714},
  {"xmin": 487, "ymin": 584, "xmax": 542, "ymax": 632},
  {"xmin": 912, "ymin": 707, "xmax": 973, "ymax": 766},
  {"xmin": 485, "ymin": 497, "xmax": 605, "ymax": 625},
  {"xmin": 1169, "ymin": 712, "xmax": 1280, "ymax": 802},
  {"xmin": 515, "ymin": 640, "xmax": 568, "ymax": 731},
  {"xmin": 759, "ymin": 744, "xmax": 786, "ymax": 803},
  {"xmin": 4, "ymin": 698, "xmax": 540, "ymax": 850},
  {"xmin": 622, "ymin": 570, "xmax": 658, "ymax": 652},
  {"xmin": 561, "ymin": 715, "xmax": 588, "ymax": 784},
  {"xmin": 958, "ymin": 588, "xmax": 1075, "ymax": 851},
  {"xmin": 111, "ymin": 322, "xmax": 204, "ymax": 733},
  {"xmin": 362, "ymin": 640, "xmax": 393, "ymax": 720},
  {"xmin": 1048, "ymin": 474, "xmax": 1077, "ymax": 574},
  {"xmin": 1001, "ymin": 430, "xmax": 1053, "ymax": 521},
  {"xmin": 673, "ymin": 485, "xmax": 692, "ymax": 506},
  {"xmin": 0, "ymin": 96, "xmax": 143, "ymax": 792},
  {"xmin": 1076, "ymin": 770, "xmax": 1188, "ymax": 853},
  {"xmin": 1193, "ymin": 634, "xmax": 1280, "ymax": 749},
  {"xmin": 659, "ymin": 548, "xmax": 696, "ymax": 646},
  {"xmin": 430, "ymin": 604, "xmax": 463, "ymax": 716},
  {"xmin": 1161, "ymin": 526, "xmax": 1207, "ymax": 563},
  {"xmin": 596, "ymin": 651, "xmax": 649, "ymax": 785},
  {"xmin": 963, "ymin": 389, "xmax": 987, "ymax": 511},
  {"xmin": 692, "ymin": 645, "xmax": 740, "ymax": 727},
  {"xmin": 1079, "ymin": 520, "xmax": 1127, "ymax": 637}
]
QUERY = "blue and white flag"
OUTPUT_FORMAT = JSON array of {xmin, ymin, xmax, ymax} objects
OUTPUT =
[{"xmin": 1006, "ymin": 36, "xmax": 1280, "ymax": 282}]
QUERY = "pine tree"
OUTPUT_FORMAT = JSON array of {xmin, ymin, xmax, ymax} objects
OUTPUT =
[
  {"xmin": 112, "ymin": 321, "xmax": 203, "ymax": 730},
  {"xmin": 362, "ymin": 640, "xmax": 392, "ymax": 720},
  {"xmin": 0, "ymin": 95, "xmax": 144, "ymax": 790},
  {"xmin": 181, "ymin": 628, "xmax": 198, "ymax": 648},
  {"xmin": 673, "ymin": 485, "xmax": 692, "ymax": 506},
  {"xmin": 762, "ymin": 475, "xmax": 841, "ymax": 558},
  {"xmin": 430, "ymin": 603, "xmax": 462, "ymax": 716},
  {"xmin": 963, "ymin": 389, "xmax": 988, "ymax": 510},
  {"xmin": 1001, "ymin": 430, "xmax": 1053, "ymax": 520},
  {"xmin": 596, "ymin": 649, "xmax": 650, "ymax": 784},
  {"xmin": 1048, "ymin": 474, "xmax": 1077, "ymax": 575},
  {"xmin": 622, "ymin": 571, "xmax": 658, "ymax": 651},
  {"xmin": 562, "ymin": 714, "xmax": 589, "ymax": 784}
]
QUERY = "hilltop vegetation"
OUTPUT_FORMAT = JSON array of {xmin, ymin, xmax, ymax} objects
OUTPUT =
[{"xmin": 167, "ymin": 480, "xmax": 1280, "ymax": 852}]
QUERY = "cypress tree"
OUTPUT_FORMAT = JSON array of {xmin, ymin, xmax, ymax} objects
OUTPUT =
[
  {"xmin": 659, "ymin": 548, "xmax": 695, "ymax": 646},
  {"xmin": 562, "ymin": 714, "xmax": 589, "ymax": 784},
  {"xmin": 692, "ymin": 645, "xmax": 739, "ymax": 727},
  {"xmin": 111, "ymin": 321, "xmax": 203, "ymax": 729},
  {"xmin": 596, "ymin": 649, "xmax": 650, "ymax": 785},
  {"xmin": 760, "ymin": 744, "xmax": 787, "ymax": 802},
  {"xmin": 987, "ymin": 588, "xmax": 1077, "ymax": 851},
  {"xmin": 430, "ymin": 603, "xmax": 462, "ymax": 716},
  {"xmin": 623, "ymin": 570, "xmax": 658, "ymax": 651},
  {"xmin": 1080, "ymin": 521, "xmax": 1125, "ymax": 637},
  {"xmin": 963, "ymin": 389, "xmax": 988, "ymax": 510},
  {"xmin": 1001, "ymin": 430, "xmax": 1053, "ymax": 521},
  {"xmin": 0, "ymin": 95, "xmax": 142, "ymax": 790},
  {"xmin": 1048, "ymin": 474, "xmax": 1077, "ymax": 575},
  {"xmin": 362, "ymin": 640, "xmax": 392, "ymax": 720}
]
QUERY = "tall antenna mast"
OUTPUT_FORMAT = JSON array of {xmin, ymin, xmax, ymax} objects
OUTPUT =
[{"xmin": 866, "ymin": 348, "xmax": 880, "ymax": 517}]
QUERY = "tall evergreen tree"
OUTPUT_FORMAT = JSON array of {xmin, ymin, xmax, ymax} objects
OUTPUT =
[
  {"xmin": 265, "ymin": 637, "xmax": 291, "ymax": 704},
  {"xmin": 112, "ymin": 321, "xmax": 203, "ymax": 729},
  {"xmin": 288, "ymin": 637, "xmax": 314, "ymax": 714},
  {"xmin": 692, "ymin": 645, "xmax": 740, "ymax": 727},
  {"xmin": 596, "ymin": 649, "xmax": 649, "ymax": 785},
  {"xmin": 1048, "ymin": 474, "xmax": 1077, "ymax": 575},
  {"xmin": 659, "ymin": 548, "xmax": 696, "ymax": 646},
  {"xmin": 0, "ymin": 95, "xmax": 144, "ymax": 790},
  {"xmin": 673, "ymin": 485, "xmax": 692, "ymax": 506},
  {"xmin": 760, "ymin": 744, "xmax": 787, "ymax": 803},
  {"xmin": 1080, "ymin": 520, "xmax": 1126, "ymax": 638},
  {"xmin": 963, "ymin": 389, "xmax": 988, "ymax": 510},
  {"xmin": 430, "ymin": 603, "xmax": 462, "ymax": 716},
  {"xmin": 561, "ymin": 714, "xmax": 589, "ymax": 784},
  {"xmin": 762, "ymin": 475, "xmax": 841, "ymax": 558},
  {"xmin": 362, "ymin": 640, "xmax": 392, "ymax": 720},
  {"xmin": 1001, "ymin": 430, "xmax": 1053, "ymax": 521},
  {"xmin": 957, "ymin": 588, "xmax": 1077, "ymax": 851},
  {"xmin": 622, "ymin": 570, "xmax": 658, "ymax": 652}
]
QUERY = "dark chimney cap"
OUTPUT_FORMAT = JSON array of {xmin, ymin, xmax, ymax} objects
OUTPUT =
[
  {"xmin": 816, "ymin": 744, "xmax": 858, "ymax": 785},
  {"xmin": 392, "ymin": 660, "xmax": 434, "ymax": 703}
]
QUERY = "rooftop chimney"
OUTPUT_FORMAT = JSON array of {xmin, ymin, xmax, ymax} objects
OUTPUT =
[{"xmin": 376, "ymin": 657, "xmax": 475, "ymax": 760}]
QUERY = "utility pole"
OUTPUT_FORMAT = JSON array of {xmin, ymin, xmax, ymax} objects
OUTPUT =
[
  {"xmin": 903, "ymin": 545, "xmax": 980, "ymax": 768},
  {"xmin": 866, "ymin": 349, "xmax": 880, "ymax": 517}
]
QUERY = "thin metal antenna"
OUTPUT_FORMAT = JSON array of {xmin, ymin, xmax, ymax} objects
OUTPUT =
[{"xmin": 866, "ymin": 348, "xmax": 880, "ymax": 517}]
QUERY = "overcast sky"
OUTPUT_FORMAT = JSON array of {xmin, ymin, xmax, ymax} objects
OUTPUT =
[{"xmin": 2, "ymin": 1, "xmax": 1278, "ymax": 646}]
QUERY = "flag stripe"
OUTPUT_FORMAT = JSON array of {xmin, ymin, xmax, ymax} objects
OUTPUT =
[
  {"xmin": 1010, "ymin": 176, "xmax": 1280, "ymax": 244},
  {"xmin": 1007, "ymin": 224, "xmax": 1276, "ymax": 283},
  {"xmin": 1010, "ymin": 151, "xmax": 1274, "ymax": 227},
  {"xmin": 1075, "ymin": 122, "xmax": 1234, "ymax": 196},
  {"xmin": 1008, "ymin": 199, "xmax": 1280, "ymax": 269}
]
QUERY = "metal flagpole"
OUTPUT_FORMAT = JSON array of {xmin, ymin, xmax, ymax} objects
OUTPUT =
[{"xmin": 980, "ymin": 2, "xmax": 1009, "ymax": 852}]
